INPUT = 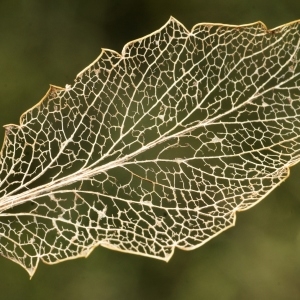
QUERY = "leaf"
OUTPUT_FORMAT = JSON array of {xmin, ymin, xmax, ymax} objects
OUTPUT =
[{"xmin": 0, "ymin": 17, "xmax": 300, "ymax": 277}]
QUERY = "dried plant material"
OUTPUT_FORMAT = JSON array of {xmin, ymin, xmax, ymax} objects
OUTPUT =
[{"xmin": 0, "ymin": 17, "xmax": 300, "ymax": 277}]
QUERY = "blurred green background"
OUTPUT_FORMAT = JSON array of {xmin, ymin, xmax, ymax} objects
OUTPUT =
[{"xmin": 0, "ymin": 1, "xmax": 300, "ymax": 299}]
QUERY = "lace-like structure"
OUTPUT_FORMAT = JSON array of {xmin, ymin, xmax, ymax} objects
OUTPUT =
[{"xmin": 0, "ymin": 17, "xmax": 299, "ymax": 276}]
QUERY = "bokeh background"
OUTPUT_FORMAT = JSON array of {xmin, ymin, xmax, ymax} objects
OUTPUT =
[{"xmin": 0, "ymin": 1, "xmax": 300, "ymax": 299}]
